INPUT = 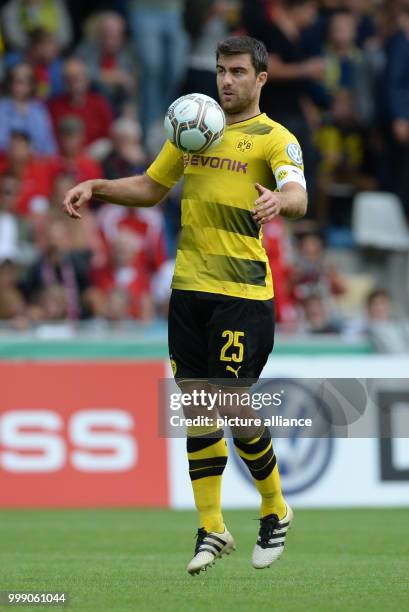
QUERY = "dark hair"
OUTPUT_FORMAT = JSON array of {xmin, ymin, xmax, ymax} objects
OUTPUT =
[
  {"xmin": 366, "ymin": 289, "xmax": 390, "ymax": 307},
  {"xmin": 28, "ymin": 26, "xmax": 54, "ymax": 47},
  {"xmin": 10, "ymin": 129, "xmax": 31, "ymax": 143},
  {"xmin": 216, "ymin": 36, "xmax": 268, "ymax": 74},
  {"xmin": 283, "ymin": 0, "xmax": 315, "ymax": 7},
  {"xmin": 4, "ymin": 63, "xmax": 36, "ymax": 98}
]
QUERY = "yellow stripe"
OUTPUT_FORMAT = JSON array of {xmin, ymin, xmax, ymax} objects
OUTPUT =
[
  {"xmin": 235, "ymin": 440, "xmax": 273, "ymax": 461},
  {"xmin": 188, "ymin": 438, "xmax": 227, "ymax": 461},
  {"xmin": 179, "ymin": 224, "xmax": 266, "ymax": 262},
  {"xmin": 172, "ymin": 250, "xmax": 274, "ymax": 300}
]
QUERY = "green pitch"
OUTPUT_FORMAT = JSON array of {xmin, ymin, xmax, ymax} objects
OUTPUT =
[{"xmin": 0, "ymin": 508, "xmax": 407, "ymax": 612}]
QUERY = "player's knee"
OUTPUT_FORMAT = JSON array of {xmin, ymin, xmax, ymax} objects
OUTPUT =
[
  {"xmin": 177, "ymin": 380, "xmax": 216, "ymax": 420},
  {"xmin": 215, "ymin": 387, "xmax": 252, "ymax": 420}
]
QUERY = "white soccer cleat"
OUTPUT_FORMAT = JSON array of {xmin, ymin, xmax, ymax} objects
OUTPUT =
[
  {"xmin": 187, "ymin": 527, "xmax": 236, "ymax": 575},
  {"xmin": 252, "ymin": 504, "xmax": 294, "ymax": 569}
]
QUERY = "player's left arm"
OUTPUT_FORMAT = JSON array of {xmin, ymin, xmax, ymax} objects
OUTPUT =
[
  {"xmin": 252, "ymin": 181, "xmax": 307, "ymax": 224},
  {"xmin": 254, "ymin": 128, "xmax": 308, "ymax": 223}
]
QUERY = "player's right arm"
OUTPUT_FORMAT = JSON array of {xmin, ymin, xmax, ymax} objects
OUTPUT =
[
  {"xmin": 63, "ymin": 140, "xmax": 184, "ymax": 219},
  {"xmin": 63, "ymin": 174, "xmax": 169, "ymax": 219}
]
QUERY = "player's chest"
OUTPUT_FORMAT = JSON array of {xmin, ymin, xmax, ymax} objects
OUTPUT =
[{"xmin": 183, "ymin": 132, "xmax": 267, "ymax": 178}]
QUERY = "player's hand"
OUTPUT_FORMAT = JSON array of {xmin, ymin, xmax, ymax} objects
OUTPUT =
[
  {"xmin": 252, "ymin": 183, "xmax": 282, "ymax": 224},
  {"xmin": 62, "ymin": 181, "xmax": 94, "ymax": 219}
]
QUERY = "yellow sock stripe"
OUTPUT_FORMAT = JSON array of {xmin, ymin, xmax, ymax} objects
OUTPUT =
[
  {"xmin": 188, "ymin": 438, "xmax": 228, "ymax": 461},
  {"xmin": 189, "ymin": 463, "xmax": 226, "ymax": 473},
  {"xmin": 246, "ymin": 428, "xmax": 266, "ymax": 445},
  {"xmin": 234, "ymin": 440, "xmax": 272, "ymax": 461}
]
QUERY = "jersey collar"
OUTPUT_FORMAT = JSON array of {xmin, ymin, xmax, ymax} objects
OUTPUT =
[{"xmin": 226, "ymin": 113, "xmax": 267, "ymax": 129}]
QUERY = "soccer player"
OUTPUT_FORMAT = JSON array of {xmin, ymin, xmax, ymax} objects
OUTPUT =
[{"xmin": 63, "ymin": 36, "xmax": 308, "ymax": 574}]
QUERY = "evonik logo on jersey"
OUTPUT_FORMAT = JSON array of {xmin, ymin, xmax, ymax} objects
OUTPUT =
[{"xmin": 183, "ymin": 153, "xmax": 248, "ymax": 174}]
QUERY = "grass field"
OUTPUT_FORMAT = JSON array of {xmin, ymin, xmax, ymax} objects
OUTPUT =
[{"xmin": 0, "ymin": 508, "xmax": 407, "ymax": 612}]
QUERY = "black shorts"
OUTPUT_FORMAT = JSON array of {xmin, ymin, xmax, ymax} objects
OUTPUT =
[{"xmin": 168, "ymin": 289, "xmax": 275, "ymax": 386}]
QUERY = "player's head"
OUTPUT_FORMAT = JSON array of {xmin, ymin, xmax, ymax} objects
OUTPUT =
[{"xmin": 216, "ymin": 36, "xmax": 268, "ymax": 115}]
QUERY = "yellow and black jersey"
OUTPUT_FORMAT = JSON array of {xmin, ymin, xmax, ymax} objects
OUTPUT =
[{"xmin": 147, "ymin": 113, "xmax": 306, "ymax": 300}]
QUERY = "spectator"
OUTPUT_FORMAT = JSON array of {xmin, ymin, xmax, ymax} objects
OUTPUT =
[
  {"xmin": 0, "ymin": 63, "xmax": 57, "ymax": 155},
  {"xmin": 314, "ymin": 88, "xmax": 377, "ymax": 226},
  {"xmin": 299, "ymin": 0, "xmax": 339, "ymax": 57},
  {"xmin": 48, "ymin": 57, "xmax": 114, "ymax": 150},
  {"xmin": 76, "ymin": 11, "xmax": 137, "ymax": 116},
  {"xmin": 301, "ymin": 293, "xmax": 341, "ymax": 334},
  {"xmin": 0, "ymin": 259, "xmax": 26, "ymax": 321},
  {"xmin": 262, "ymin": 217, "xmax": 297, "ymax": 325},
  {"xmin": 103, "ymin": 287, "xmax": 133, "ymax": 323},
  {"xmin": 366, "ymin": 288, "xmax": 393, "ymax": 322},
  {"xmin": 35, "ymin": 283, "xmax": 70, "ymax": 321},
  {"xmin": 345, "ymin": 0, "xmax": 377, "ymax": 49},
  {"xmin": 383, "ymin": 0, "xmax": 409, "ymax": 211},
  {"xmin": 101, "ymin": 117, "xmax": 146, "ymax": 180},
  {"xmin": 364, "ymin": 288, "xmax": 409, "ymax": 353},
  {"xmin": 244, "ymin": 0, "xmax": 324, "ymax": 204},
  {"xmin": 22, "ymin": 216, "xmax": 92, "ymax": 319},
  {"xmin": 0, "ymin": 174, "xmax": 22, "ymax": 263},
  {"xmin": 0, "ymin": 130, "xmax": 52, "ymax": 217},
  {"xmin": 47, "ymin": 172, "xmax": 107, "ymax": 276},
  {"xmin": 1, "ymin": 0, "xmax": 73, "ymax": 51},
  {"xmin": 323, "ymin": 10, "xmax": 374, "ymax": 123},
  {"xmin": 4, "ymin": 28, "xmax": 65, "ymax": 100},
  {"xmin": 301, "ymin": 1, "xmax": 377, "ymax": 56},
  {"xmin": 290, "ymin": 231, "xmax": 346, "ymax": 302},
  {"xmin": 241, "ymin": 0, "xmax": 274, "ymax": 39},
  {"xmin": 183, "ymin": 0, "xmax": 232, "ymax": 100},
  {"xmin": 91, "ymin": 228, "xmax": 154, "ymax": 321},
  {"xmin": 46, "ymin": 116, "xmax": 103, "ymax": 186},
  {"xmin": 97, "ymin": 202, "xmax": 167, "ymax": 280},
  {"xmin": 128, "ymin": 0, "xmax": 188, "ymax": 138}
]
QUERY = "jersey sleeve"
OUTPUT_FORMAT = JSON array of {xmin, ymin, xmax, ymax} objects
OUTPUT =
[
  {"xmin": 265, "ymin": 126, "xmax": 307, "ymax": 191},
  {"xmin": 146, "ymin": 140, "xmax": 184, "ymax": 189}
]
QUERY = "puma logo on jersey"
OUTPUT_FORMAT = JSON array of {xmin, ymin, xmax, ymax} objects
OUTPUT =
[{"xmin": 226, "ymin": 365, "xmax": 242, "ymax": 378}]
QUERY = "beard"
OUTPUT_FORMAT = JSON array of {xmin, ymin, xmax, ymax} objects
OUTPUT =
[{"xmin": 218, "ymin": 89, "xmax": 256, "ymax": 115}]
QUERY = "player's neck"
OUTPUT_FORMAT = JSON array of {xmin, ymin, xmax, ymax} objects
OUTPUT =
[{"xmin": 225, "ymin": 105, "xmax": 262, "ymax": 125}]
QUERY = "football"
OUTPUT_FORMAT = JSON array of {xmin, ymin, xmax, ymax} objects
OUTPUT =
[{"xmin": 164, "ymin": 93, "xmax": 225, "ymax": 153}]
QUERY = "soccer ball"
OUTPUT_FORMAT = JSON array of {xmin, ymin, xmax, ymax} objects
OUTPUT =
[{"xmin": 164, "ymin": 93, "xmax": 225, "ymax": 153}]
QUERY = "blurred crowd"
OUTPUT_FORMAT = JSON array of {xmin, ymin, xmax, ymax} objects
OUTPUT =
[{"xmin": 0, "ymin": 0, "xmax": 409, "ymax": 343}]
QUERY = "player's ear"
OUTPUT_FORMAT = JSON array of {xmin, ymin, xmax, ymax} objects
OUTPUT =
[{"xmin": 257, "ymin": 71, "xmax": 268, "ymax": 88}]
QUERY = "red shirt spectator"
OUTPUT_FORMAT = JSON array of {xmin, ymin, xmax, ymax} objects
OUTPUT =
[
  {"xmin": 47, "ymin": 57, "xmax": 113, "ymax": 146},
  {"xmin": 97, "ymin": 205, "xmax": 167, "ymax": 277},
  {"xmin": 91, "ymin": 228, "xmax": 153, "ymax": 320},
  {"xmin": 262, "ymin": 218, "xmax": 297, "ymax": 325},
  {"xmin": 46, "ymin": 116, "xmax": 102, "ymax": 185},
  {"xmin": 0, "ymin": 131, "xmax": 52, "ymax": 216}
]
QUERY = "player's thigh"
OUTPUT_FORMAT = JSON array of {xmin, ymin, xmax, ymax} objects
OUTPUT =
[
  {"xmin": 208, "ymin": 297, "xmax": 275, "ymax": 384},
  {"xmin": 168, "ymin": 290, "xmax": 208, "ymax": 382},
  {"xmin": 178, "ymin": 380, "xmax": 220, "ymax": 420}
]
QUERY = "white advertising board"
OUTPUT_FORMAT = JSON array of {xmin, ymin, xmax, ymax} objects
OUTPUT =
[{"xmin": 169, "ymin": 356, "xmax": 409, "ymax": 508}]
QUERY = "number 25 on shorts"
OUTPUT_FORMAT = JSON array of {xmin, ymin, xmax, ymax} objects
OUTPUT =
[{"xmin": 220, "ymin": 330, "xmax": 245, "ymax": 363}]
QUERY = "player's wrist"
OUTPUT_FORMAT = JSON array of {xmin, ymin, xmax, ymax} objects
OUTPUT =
[{"xmin": 88, "ymin": 179, "xmax": 105, "ymax": 198}]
